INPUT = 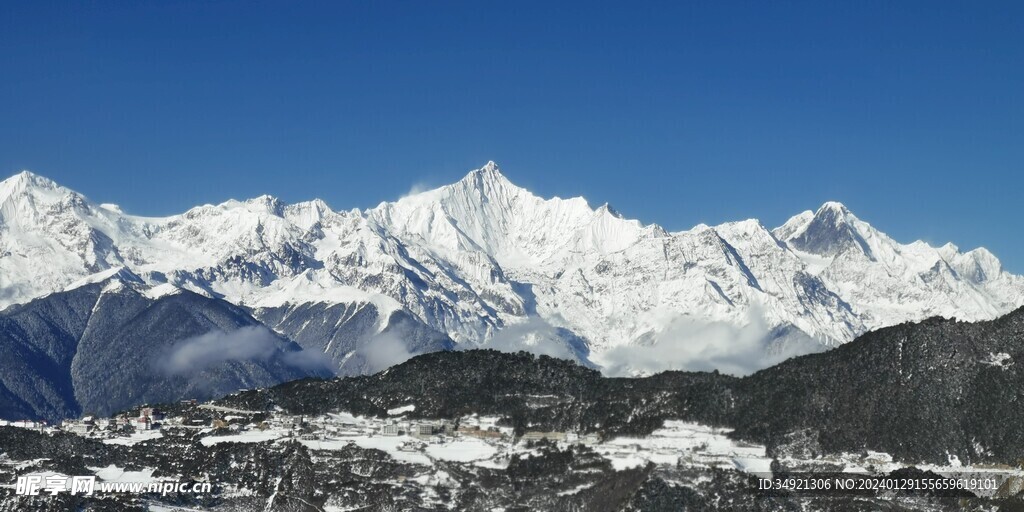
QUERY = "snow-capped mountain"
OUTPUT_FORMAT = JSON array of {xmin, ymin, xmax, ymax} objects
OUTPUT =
[
  {"xmin": 774, "ymin": 201, "xmax": 1023, "ymax": 331},
  {"xmin": 1, "ymin": 163, "xmax": 1022, "ymax": 376}
]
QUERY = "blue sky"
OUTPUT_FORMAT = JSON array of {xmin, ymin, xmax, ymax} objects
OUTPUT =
[{"xmin": 2, "ymin": 1, "xmax": 1021, "ymax": 270}]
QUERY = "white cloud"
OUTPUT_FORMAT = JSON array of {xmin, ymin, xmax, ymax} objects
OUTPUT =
[
  {"xmin": 163, "ymin": 326, "xmax": 331, "ymax": 375},
  {"xmin": 357, "ymin": 331, "xmax": 415, "ymax": 372},
  {"xmin": 475, "ymin": 317, "xmax": 589, "ymax": 362},
  {"xmin": 599, "ymin": 306, "xmax": 824, "ymax": 377}
]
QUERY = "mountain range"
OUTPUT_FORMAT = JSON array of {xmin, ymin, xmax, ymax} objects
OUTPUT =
[{"xmin": 1, "ymin": 163, "xmax": 1022, "ymax": 385}]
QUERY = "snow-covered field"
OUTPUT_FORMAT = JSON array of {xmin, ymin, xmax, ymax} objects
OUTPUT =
[
  {"xmin": 102, "ymin": 430, "xmax": 163, "ymax": 446},
  {"xmin": 302, "ymin": 435, "xmax": 432, "ymax": 466},
  {"xmin": 425, "ymin": 439, "xmax": 498, "ymax": 462},
  {"xmin": 593, "ymin": 421, "xmax": 771, "ymax": 472}
]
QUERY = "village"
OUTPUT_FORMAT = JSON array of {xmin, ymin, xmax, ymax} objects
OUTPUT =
[
  {"xmin": 11, "ymin": 404, "xmax": 1015, "ymax": 499},
  {"xmin": 4, "ymin": 404, "xmax": 604, "ymax": 461},
  {"xmin": 2, "ymin": 404, "xmax": 788, "ymax": 477},
  {"xmin": 1, "ymin": 403, "xmax": 768, "ymax": 475}
]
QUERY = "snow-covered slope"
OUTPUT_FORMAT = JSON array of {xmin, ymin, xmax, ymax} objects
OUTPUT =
[{"xmin": 1, "ymin": 164, "xmax": 1021, "ymax": 375}]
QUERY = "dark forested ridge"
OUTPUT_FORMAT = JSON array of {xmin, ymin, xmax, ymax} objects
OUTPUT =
[
  {"xmin": 734, "ymin": 307, "xmax": 1024, "ymax": 465},
  {"xmin": 223, "ymin": 307, "xmax": 1024, "ymax": 465}
]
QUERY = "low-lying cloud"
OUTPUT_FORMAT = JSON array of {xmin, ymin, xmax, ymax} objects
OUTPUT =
[
  {"xmin": 357, "ymin": 331, "xmax": 416, "ymax": 372},
  {"xmin": 279, "ymin": 346, "xmax": 335, "ymax": 373},
  {"xmin": 599, "ymin": 307, "xmax": 824, "ymax": 377},
  {"xmin": 163, "ymin": 326, "xmax": 331, "ymax": 375},
  {"xmin": 469, "ymin": 309, "xmax": 819, "ymax": 376},
  {"xmin": 475, "ymin": 317, "xmax": 594, "ymax": 365}
]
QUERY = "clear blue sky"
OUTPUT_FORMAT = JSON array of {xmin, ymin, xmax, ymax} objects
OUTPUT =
[{"xmin": 2, "ymin": 1, "xmax": 1021, "ymax": 271}]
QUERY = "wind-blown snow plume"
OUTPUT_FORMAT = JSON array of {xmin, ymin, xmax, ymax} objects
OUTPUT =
[{"xmin": 400, "ymin": 181, "xmax": 434, "ymax": 199}]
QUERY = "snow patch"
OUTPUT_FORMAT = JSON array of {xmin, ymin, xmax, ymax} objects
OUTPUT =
[
  {"xmin": 981, "ymin": 352, "xmax": 1013, "ymax": 369},
  {"xmin": 200, "ymin": 429, "xmax": 285, "ymax": 446},
  {"xmin": 387, "ymin": 404, "xmax": 415, "ymax": 416},
  {"xmin": 91, "ymin": 465, "xmax": 162, "ymax": 484}
]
